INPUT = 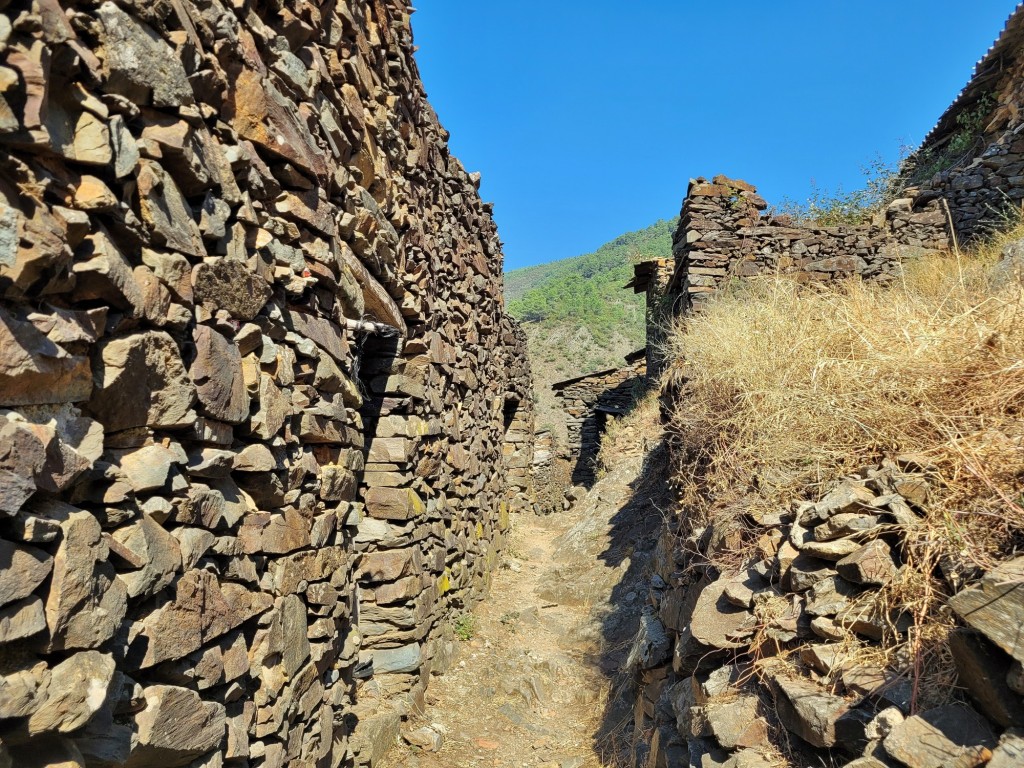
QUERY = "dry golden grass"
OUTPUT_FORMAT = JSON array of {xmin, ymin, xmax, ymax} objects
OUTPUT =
[
  {"xmin": 596, "ymin": 386, "xmax": 661, "ymax": 474},
  {"xmin": 661, "ymin": 226, "xmax": 1024, "ymax": 720},
  {"xmin": 665, "ymin": 224, "xmax": 1024, "ymax": 572}
]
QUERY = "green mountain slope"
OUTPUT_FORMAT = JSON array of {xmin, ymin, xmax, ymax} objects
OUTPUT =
[
  {"xmin": 504, "ymin": 261, "xmax": 563, "ymax": 304},
  {"xmin": 504, "ymin": 218, "xmax": 676, "ymax": 442}
]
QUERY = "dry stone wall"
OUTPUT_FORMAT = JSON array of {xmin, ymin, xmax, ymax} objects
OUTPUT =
[
  {"xmin": 666, "ymin": 175, "xmax": 952, "ymax": 316},
  {"xmin": 626, "ymin": 258, "xmax": 674, "ymax": 380},
  {"xmin": 909, "ymin": 5, "xmax": 1024, "ymax": 242},
  {"xmin": 622, "ymin": 19, "xmax": 1024, "ymax": 754},
  {"xmin": 630, "ymin": 455, "xmax": 1024, "ymax": 768},
  {"xmin": 0, "ymin": 1, "xmax": 534, "ymax": 767},
  {"xmin": 552, "ymin": 354, "xmax": 645, "ymax": 486},
  {"xmin": 622, "ymin": 177, "xmax": 1015, "ymax": 766}
]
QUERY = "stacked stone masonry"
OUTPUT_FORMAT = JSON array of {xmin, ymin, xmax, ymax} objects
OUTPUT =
[
  {"xmin": 910, "ymin": 4, "xmax": 1024, "ymax": 242},
  {"xmin": 0, "ymin": 2, "xmax": 535, "ymax": 767},
  {"xmin": 626, "ymin": 258, "xmax": 674, "ymax": 380},
  {"xmin": 624, "ymin": 7, "xmax": 1024, "ymax": 764},
  {"xmin": 630, "ymin": 459, "xmax": 1024, "ymax": 768},
  {"xmin": 531, "ymin": 429, "xmax": 553, "ymax": 483},
  {"xmin": 552, "ymin": 353, "xmax": 645, "ymax": 487},
  {"xmin": 666, "ymin": 175, "xmax": 953, "ymax": 317}
]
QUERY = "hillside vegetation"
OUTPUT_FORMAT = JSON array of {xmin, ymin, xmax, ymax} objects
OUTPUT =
[
  {"xmin": 507, "ymin": 219, "xmax": 675, "ymax": 348},
  {"xmin": 505, "ymin": 219, "xmax": 675, "ymax": 442}
]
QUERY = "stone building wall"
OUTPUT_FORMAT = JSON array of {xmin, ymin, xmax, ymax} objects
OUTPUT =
[
  {"xmin": 665, "ymin": 175, "xmax": 953, "ymax": 316},
  {"xmin": 552, "ymin": 354, "xmax": 646, "ymax": 486},
  {"xmin": 908, "ymin": 5, "xmax": 1024, "ymax": 242},
  {"xmin": 626, "ymin": 258, "xmax": 674, "ymax": 380},
  {"xmin": 0, "ymin": 2, "xmax": 534, "ymax": 767}
]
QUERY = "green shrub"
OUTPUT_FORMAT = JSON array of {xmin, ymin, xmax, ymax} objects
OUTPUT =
[{"xmin": 452, "ymin": 613, "xmax": 477, "ymax": 641}]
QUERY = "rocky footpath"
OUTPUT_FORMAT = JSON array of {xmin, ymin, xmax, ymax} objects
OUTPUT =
[
  {"xmin": 630, "ymin": 451, "xmax": 1024, "ymax": 768},
  {"xmin": 0, "ymin": 1, "xmax": 534, "ymax": 766},
  {"xmin": 377, "ymin": 421, "xmax": 669, "ymax": 768}
]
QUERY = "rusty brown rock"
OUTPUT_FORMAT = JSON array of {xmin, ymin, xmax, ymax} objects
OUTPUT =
[
  {"xmin": 0, "ymin": 306, "xmax": 92, "ymax": 408},
  {"xmin": 191, "ymin": 325, "xmax": 249, "ymax": 423},
  {"xmin": 0, "ymin": 595, "xmax": 47, "ymax": 642},
  {"xmin": 45, "ymin": 509, "xmax": 127, "ymax": 651},
  {"xmin": 360, "ymin": 547, "xmax": 420, "ymax": 582},
  {"xmin": 228, "ymin": 68, "xmax": 327, "ymax": 178},
  {"xmin": 0, "ymin": 538, "xmax": 51, "ymax": 607},
  {"xmin": 27, "ymin": 651, "xmax": 115, "ymax": 735},
  {"xmin": 0, "ymin": 419, "xmax": 47, "ymax": 514},
  {"xmin": 133, "ymin": 569, "xmax": 272, "ymax": 668},
  {"xmin": 248, "ymin": 373, "xmax": 289, "ymax": 439},
  {"xmin": 364, "ymin": 486, "xmax": 425, "ymax": 521},
  {"xmin": 89, "ymin": 331, "xmax": 195, "ymax": 431},
  {"xmin": 125, "ymin": 685, "xmax": 225, "ymax": 768},
  {"xmin": 136, "ymin": 161, "xmax": 205, "ymax": 258},
  {"xmin": 112, "ymin": 514, "xmax": 182, "ymax": 599},
  {"xmin": 238, "ymin": 509, "xmax": 309, "ymax": 555}
]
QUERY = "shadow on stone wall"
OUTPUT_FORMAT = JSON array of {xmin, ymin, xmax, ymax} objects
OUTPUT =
[{"xmin": 585, "ymin": 441, "xmax": 675, "ymax": 765}]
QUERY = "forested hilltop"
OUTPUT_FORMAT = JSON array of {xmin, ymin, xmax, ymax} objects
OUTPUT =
[{"xmin": 505, "ymin": 219, "xmax": 675, "ymax": 441}]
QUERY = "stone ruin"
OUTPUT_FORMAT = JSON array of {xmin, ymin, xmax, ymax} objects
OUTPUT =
[
  {"xmin": 649, "ymin": 174, "xmax": 953, "ymax": 333},
  {"xmin": 0, "ymin": 1, "xmax": 537, "ymax": 767},
  {"xmin": 910, "ymin": 4, "xmax": 1024, "ymax": 242},
  {"xmin": 551, "ymin": 350, "xmax": 646, "ymax": 487},
  {"xmin": 552, "ymin": 172, "xmax": 955, "ymax": 491},
  {"xmin": 620, "ymin": 5, "xmax": 1024, "ymax": 767}
]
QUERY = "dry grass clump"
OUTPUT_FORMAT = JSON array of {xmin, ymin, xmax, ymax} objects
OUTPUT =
[
  {"xmin": 665, "ymin": 226, "xmax": 1024, "ymax": 571},
  {"xmin": 596, "ymin": 385, "xmax": 661, "ymax": 473}
]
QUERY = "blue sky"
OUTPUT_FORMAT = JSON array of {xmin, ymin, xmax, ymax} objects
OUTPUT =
[{"xmin": 412, "ymin": 2, "xmax": 1021, "ymax": 271}]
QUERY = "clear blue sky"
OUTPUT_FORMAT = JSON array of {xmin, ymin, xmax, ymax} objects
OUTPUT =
[{"xmin": 411, "ymin": 2, "xmax": 1021, "ymax": 271}]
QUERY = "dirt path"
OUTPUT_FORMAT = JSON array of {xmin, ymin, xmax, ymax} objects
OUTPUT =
[{"xmin": 381, "ymin": 435, "xmax": 669, "ymax": 768}]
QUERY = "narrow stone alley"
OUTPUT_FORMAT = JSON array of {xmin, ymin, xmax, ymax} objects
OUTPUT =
[{"xmin": 381, "ymin": 426, "xmax": 670, "ymax": 768}]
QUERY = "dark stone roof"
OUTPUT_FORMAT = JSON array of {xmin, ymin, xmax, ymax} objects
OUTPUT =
[{"xmin": 919, "ymin": 4, "xmax": 1024, "ymax": 151}]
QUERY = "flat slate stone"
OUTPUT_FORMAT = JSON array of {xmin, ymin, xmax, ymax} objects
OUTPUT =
[
  {"xmin": 704, "ymin": 694, "xmax": 767, "ymax": 749},
  {"xmin": 27, "ymin": 651, "xmax": 115, "ymax": 735},
  {"xmin": 948, "ymin": 628, "xmax": 1024, "ymax": 727},
  {"xmin": 125, "ymin": 685, "xmax": 225, "ymax": 768},
  {"xmin": 364, "ymin": 487, "xmax": 425, "ymax": 521},
  {"xmin": 0, "ymin": 595, "xmax": 46, "ymax": 642},
  {"xmin": 949, "ymin": 556, "xmax": 1024, "ymax": 663},
  {"xmin": 989, "ymin": 728, "xmax": 1024, "ymax": 768},
  {"xmin": 836, "ymin": 540, "xmax": 897, "ymax": 586},
  {"xmin": 882, "ymin": 704, "xmax": 996, "ymax": 768},
  {"xmin": 690, "ymin": 579, "xmax": 755, "ymax": 650},
  {"xmin": 365, "ymin": 643, "xmax": 421, "ymax": 674},
  {"xmin": 771, "ymin": 674, "xmax": 850, "ymax": 748},
  {"xmin": 0, "ymin": 539, "xmax": 51, "ymax": 607},
  {"xmin": 89, "ymin": 331, "xmax": 195, "ymax": 431}
]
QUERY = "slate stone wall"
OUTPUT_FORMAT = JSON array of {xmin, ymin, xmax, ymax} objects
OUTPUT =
[
  {"xmin": 909, "ymin": 5, "xmax": 1024, "ymax": 242},
  {"xmin": 553, "ymin": 357, "xmax": 646, "ymax": 487},
  {"xmin": 0, "ymin": 1, "xmax": 534, "ymax": 766},
  {"xmin": 630, "ymin": 456, "xmax": 1024, "ymax": 768},
  {"xmin": 667, "ymin": 175, "xmax": 953, "ymax": 316}
]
